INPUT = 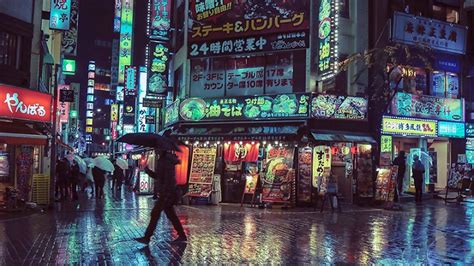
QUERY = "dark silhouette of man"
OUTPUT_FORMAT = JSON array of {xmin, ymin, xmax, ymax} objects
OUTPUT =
[
  {"xmin": 392, "ymin": 151, "xmax": 406, "ymax": 202},
  {"xmin": 412, "ymin": 155, "xmax": 425, "ymax": 203}
]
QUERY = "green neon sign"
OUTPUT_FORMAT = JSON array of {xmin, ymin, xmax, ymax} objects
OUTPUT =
[
  {"xmin": 62, "ymin": 59, "xmax": 76, "ymax": 75},
  {"xmin": 118, "ymin": 0, "xmax": 134, "ymax": 83}
]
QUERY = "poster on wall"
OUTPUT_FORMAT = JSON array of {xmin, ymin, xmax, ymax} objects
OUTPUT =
[
  {"xmin": 188, "ymin": 147, "xmax": 217, "ymax": 197},
  {"xmin": 148, "ymin": 42, "xmax": 169, "ymax": 96},
  {"xmin": 297, "ymin": 147, "xmax": 312, "ymax": 203},
  {"xmin": 179, "ymin": 94, "xmax": 310, "ymax": 122},
  {"xmin": 189, "ymin": 0, "xmax": 309, "ymax": 41},
  {"xmin": 262, "ymin": 146, "xmax": 295, "ymax": 203},
  {"xmin": 312, "ymin": 145, "xmax": 331, "ymax": 192},
  {"xmin": 311, "ymin": 95, "xmax": 368, "ymax": 120},
  {"xmin": 391, "ymin": 92, "xmax": 464, "ymax": 122}
]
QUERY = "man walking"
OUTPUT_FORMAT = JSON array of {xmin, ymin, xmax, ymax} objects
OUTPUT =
[
  {"xmin": 135, "ymin": 150, "xmax": 187, "ymax": 244},
  {"xmin": 412, "ymin": 155, "xmax": 425, "ymax": 203},
  {"xmin": 392, "ymin": 151, "xmax": 406, "ymax": 202}
]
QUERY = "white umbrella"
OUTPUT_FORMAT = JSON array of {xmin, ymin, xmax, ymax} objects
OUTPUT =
[
  {"xmin": 83, "ymin": 157, "xmax": 94, "ymax": 165},
  {"xmin": 93, "ymin": 156, "xmax": 114, "ymax": 172},
  {"xmin": 116, "ymin": 158, "xmax": 128, "ymax": 170},
  {"xmin": 66, "ymin": 154, "xmax": 87, "ymax": 174}
]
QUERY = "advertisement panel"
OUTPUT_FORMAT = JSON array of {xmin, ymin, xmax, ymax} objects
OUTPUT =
[
  {"xmin": 118, "ymin": 0, "xmax": 134, "ymax": 83},
  {"xmin": 226, "ymin": 67, "xmax": 264, "ymax": 96},
  {"xmin": 392, "ymin": 11, "xmax": 467, "ymax": 55},
  {"xmin": 262, "ymin": 146, "xmax": 295, "ymax": 203},
  {"xmin": 391, "ymin": 92, "xmax": 464, "ymax": 122},
  {"xmin": 438, "ymin": 121, "xmax": 465, "ymax": 138},
  {"xmin": 179, "ymin": 94, "xmax": 310, "ymax": 122},
  {"xmin": 0, "ymin": 85, "xmax": 52, "ymax": 123},
  {"xmin": 311, "ymin": 94, "xmax": 368, "ymax": 120},
  {"xmin": 188, "ymin": 147, "xmax": 217, "ymax": 197},
  {"xmin": 189, "ymin": 31, "xmax": 308, "ymax": 58},
  {"xmin": 382, "ymin": 116, "xmax": 437, "ymax": 137},
  {"xmin": 61, "ymin": 0, "xmax": 80, "ymax": 56},
  {"xmin": 137, "ymin": 67, "xmax": 149, "ymax": 133},
  {"xmin": 190, "ymin": 0, "xmax": 309, "ymax": 41},
  {"xmin": 312, "ymin": 145, "xmax": 331, "ymax": 189},
  {"xmin": 148, "ymin": 42, "xmax": 169, "ymax": 96},
  {"xmin": 164, "ymin": 99, "xmax": 180, "ymax": 126},
  {"xmin": 467, "ymin": 123, "xmax": 474, "ymax": 137},
  {"xmin": 149, "ymin": 0, "xmax": 171, "ymax": 40},
  {"xmin": 110, "ymin": 104, "xmax": 119, "ymax": 122},
  {"xmin": 50, "ymin": 0, "xmax": 72, "ymax": 30}
]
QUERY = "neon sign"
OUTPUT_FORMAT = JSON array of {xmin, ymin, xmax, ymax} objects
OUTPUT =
[
  {"xmin": 317, "ymin": 0, "xmax": 339, "ymax": 80},
  {"xmin": 118, "ymin": 0, "xmax": 134, "ymax": 83}
]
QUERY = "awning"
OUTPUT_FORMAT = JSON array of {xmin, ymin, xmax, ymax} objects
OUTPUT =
[
  {"xmin": 311, "ymin": 130, "xmax": 376, "ymax": 144},
  {"xmin": 0, "ymin": 122, "xmax": 47, "ymax": 145}
]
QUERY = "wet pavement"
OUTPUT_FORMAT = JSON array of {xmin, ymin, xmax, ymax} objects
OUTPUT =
[{"xmin": 1, "ymin": 186, "xmax": 473, "ymax": 265}]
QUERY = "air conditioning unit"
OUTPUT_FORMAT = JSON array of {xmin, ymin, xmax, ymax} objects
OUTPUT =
[{"xmin": 465, "ymin": 0, "xmax": 474, "ymax": 11}]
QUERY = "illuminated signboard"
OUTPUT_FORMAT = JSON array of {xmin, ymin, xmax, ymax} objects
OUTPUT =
[
  {"xmin": 123, "ymin": 94, "xmax": 136, "ymax": 125},
  {"xmin": 164, "ymin": 99, "xmax": 180, "ymax": 126},
  {"xmin": 311, "ymin": 94, "xmax": 367, "ymax": 120},
  {"xmin": 392, "ymin": 11, "xmax": 467, "ymax": 55},
  {"xmin": 110, "ymin": 104, "xmax": 119, "ymax": 122},
  {"xmin": 116, "ymin": 86, "xmax": 124, "ymax": 102},
  {"xmin": 381, "ymin": 135, "xmax": 392, "ymax": 153},
  {"xmin": 0, "ymin": 84, "xmax": 52, "ymax": 123},
  {"xmin": 438, "ymin": 121, "xmax": 465, "ymax": 138},
  {"xmin": 85, "ymin": 61, "xmax": 95, "ymax": 143},
  {"xmin": 50, "ymin": 0, "xmax": 72, "ymax": 30},
  {"xmin": 138, "ymin": 67, "xmax": 149, "ymax": 132},
  {"xmin": 149, "ymin": 0, "xmax": 171, "ymax": 40},
  {"xmin": 179, "ymin": 94, "xmax": 310, "ymax": 122},
  {"xmin": 62, "ymin": 59, "xmax": 76, "ymax": 75},
  {"xmin": 148, "ymin": 42, "xmax": 169, "ymax": 96},
  {"xmin": 318, "ymin": 0, "xmax": 339, "ymax": 80},
  {"xmin": 391, "ymin": 92, "xmax": 464, "ymax": 122},
  {"xmin": 382, "ymin": 116, "xmax": 437, "ymax": 137},
  {"xmin": 466, "ymin": 138, "xmax": 474, "ymax": 150},
  {"xmin": 114, "ymin": 0, "xmax": 122, "ymax": 32},
  {"xmin": 57, "ymin": 85, "xmax": 70, "ymax": 126},
  {"xmin": 467, "ymin": 150, "xmax": 474, "ymax": 164},
  {"xmin": 466, "ymin": 123, "xmax": 474, "ymax": 137},
  {"xmin": 61, "ymin": 0, "xmax": 79, "ymax": 55},
  {"xmin": 118, "ymin": 0, "xmax": 134, "ymax": 83},
  {"xmin": 124, "ymin": 66, "xmax": 137, "ymax": 95}
]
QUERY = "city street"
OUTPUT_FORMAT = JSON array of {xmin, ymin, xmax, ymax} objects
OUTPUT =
[{"xmin": 1, "ymin": 189, "xmax": 473, "ymax": 265}]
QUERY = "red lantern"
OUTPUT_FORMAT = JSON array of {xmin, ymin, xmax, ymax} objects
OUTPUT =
[{"xmin": 351, "ymin": 146, "xmax": 358, "ymax": 155}]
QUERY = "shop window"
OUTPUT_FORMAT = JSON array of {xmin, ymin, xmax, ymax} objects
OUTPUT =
[
  {"xmin": 432, "ymin": 4, "xmax": 459, "ymax": 23},
  {"xmin": 432, "ymin": 71, "xmax": 459, "ymax": 98},
  {"xmin": 389, "ymin": 65, "xmax": 427, "ymax": 95},
  {"xmin": 0, "ymin": 144, "xmax": 14, "ymax": 183}
]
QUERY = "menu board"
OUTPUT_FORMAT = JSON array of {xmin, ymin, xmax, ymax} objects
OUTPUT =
[
  {"xmin": 188, "ymin": 147, "xmax": 217, "ymax": 197},
  {"xmin": 356, "ymin": 144, "xmax": 374, "ymax": 197},
  {"xmin": 297, "ymin": 147, "xmax": 312, "ymax": 203},
  {"xmin": 179, "ymin": 93, "xmax": 310, "ymax": 122},
  {"xmin": 0, "ymin": 152, "xmax": 9, "ymax": 177},
  {"xmin": 262, "ymin": 146, "xmax": 294, "ymax": 203},
  {"xmin": 375, "ymin": 166, "xmax": 397, "ymax": 202},
  {"xmin": 137, "ymin": 171, "xmax": 154, "ymax": 195},
  {"xmin": 244, "ymin": 174, "xmax": 258, "ymax": 194}
]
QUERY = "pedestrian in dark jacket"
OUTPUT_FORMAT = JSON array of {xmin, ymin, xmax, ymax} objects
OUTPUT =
[
  {"xmin": 70, "ymin": 161, "xmax": 80, "ymax": 200},
  {"xmin": 392, "ymin": 151, "xmax": 406, "ymax": 202},
  {"xmin": 92, "ymin": 166, "xmax": 106, "ymax": 199},
  {"xmin": 136, "ymin": 150, "xmax": 186, "ymax": 244},
  {"xmin": 412, "ymin": 155, "xmax": 425, "ymax": 203},
  {"xmin": 55, "ymin": 158, "xmax": 69, "ymax": 200},
  {"xmin": 112, "ymin": 163, "xmax": 124, "ymax": 191}
]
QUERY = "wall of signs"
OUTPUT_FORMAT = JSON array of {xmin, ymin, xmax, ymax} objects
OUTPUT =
[
  {"xmin": 391, "ymin": 92, "xmax": 464, "ymax": 122},
  {"xmin": 61, "ymin": 0, "xmax": 79, "ymax": 56},
  {"xmin": 118, "ymin": 0, "xmax": 134, "ymax": 83},
  {"xmin": 148, "ymin": 0, "xmax": 171, "ymax": 40},
  {"xmin": 392, "ymin": 11, "xmax": 467, "ymax": 55},
  {"xmin": 382, "ymin": 116, "xmax": 437, "ymax": 137},
  {"xmin": 179, "ymin": 94, "xmax": 310, "ymax": 122},
  {"xmin": 317, "ymin": 0, "xmax": 339, "ymax": 80},
  {"xmin": 311, "ymin": 94, "xmax": 368, "ymax": 120},
  {"xmin": 148, "ymin": 42, "xmax": 169, "ymax": 96},
  {"xmin": 50, "ymin": 0, "xmax": 72, "ymax": 30}
]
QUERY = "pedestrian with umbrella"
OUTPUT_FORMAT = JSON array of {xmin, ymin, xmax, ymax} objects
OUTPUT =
[
  {"xmin": 70, "ymin": 160, "xmax": 80, "ymax": 200},
  {"xmin": 117, "ymin": 133, "xmax": 187, "ymax": 244},
  {"xmin": 112, "ymin": 159, "xmax": 126, "ymax": 191},
  {"xmin": 92, "ymin": 156, "xmax": 114, "ymax": 199}
]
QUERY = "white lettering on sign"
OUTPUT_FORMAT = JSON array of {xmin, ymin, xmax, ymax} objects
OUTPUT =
[{"xmin": 4, "ymin": 93, "xmax": 46, "ymax": 117}]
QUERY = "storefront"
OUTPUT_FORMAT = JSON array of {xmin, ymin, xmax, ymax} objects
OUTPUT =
[
  {"xmin": 0, "ymin": 85, "xmax": 52, "ymax": 203},
  {"xmin": 308, "ymin": 94, "xmax": 375, "ymax": 204}
]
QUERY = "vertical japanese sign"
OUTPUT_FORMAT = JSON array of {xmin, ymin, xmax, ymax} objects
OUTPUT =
[
  {"xmin": 57, "ymin": 85, "xmax": 70, "ymax": 127},
  {"xmin": 50, "ymin": 0, "xmax": 72, "ymax": 30},
  {"xmin": 61, "ymin": 0, "xmax": 79, "ymax": 55},
  {"xmin": 85, "ymin": 61, "xmax": 95, "ymax": 140},
  {"xmin": 123, "ymin": 94, "xmax": 136, "ymax": 125},
  {"xmin": 119, "ymin": 0, "xmax": 134, "ymax": 83},
  {"xmin": 124, "ymin": 66, "xmax": 137, "ymax": 95},
  {"xmin": 148, "ymin": 42, "xmax": 169, "ymax": 96},
  {"xmin": 114, "ymin": 0, "xmax": 122, "ymax": 32},
  {"xmin": 110, "ymin": 104, "xmax": 119, "ymax": 122},
  {"xmin": 317, "ymin": 0, "xmax": 339, "ymax": 80},
  {"xmin": 312, "ymin": 145, "xmax": 331, "ymax": 191},
  {"xmin": 149, "ymin": 0, "xmax": 171, "ymax": 40},
  {"xmin": 138, "ymin": 67, "xmax": 150, "ymax": 132},
  {"xmin": 111, "ymin": 39, "xmax": 120, "ymax": 86}
]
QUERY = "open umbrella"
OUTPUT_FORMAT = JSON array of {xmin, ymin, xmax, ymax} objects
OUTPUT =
[
  {"xmin": 117, "ymin": 133, "xmax": 181, "ymax": 151},
  {"xmin": 116, "ymin": 158, "xmax": 128, "ymax": 170},
  {"xmin": 66, "ymin": 154, "xmax": 87, "ymax": 174},
  {"xmin": 83, "ymin": 157, "xmax": 94, "ymax": 165},
  {"xmin": 93, "ymin": 156, "xmax": 115, "ymax": 172}
]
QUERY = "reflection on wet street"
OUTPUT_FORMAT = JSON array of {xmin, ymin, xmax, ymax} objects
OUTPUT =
[{"xmin": 1, "ymin": 189, "xmax": 473, "ymax": 264}]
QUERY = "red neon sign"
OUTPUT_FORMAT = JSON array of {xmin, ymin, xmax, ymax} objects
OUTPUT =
[{"xmin": 0, "ymin": 84, "xmax": 52, "ymax": 123}]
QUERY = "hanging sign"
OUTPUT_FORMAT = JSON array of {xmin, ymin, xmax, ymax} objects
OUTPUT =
[
  {"xmin": 179, "ymin": 93, "xmax": 310, "ymax": 122},
  {"xmin": 114, "ymin": 0, "xmax": 121, "ymax": 32},
  {"xmin": 164, "ymin": 99, "xmax": 180, "ymax": 126},
  {"xmin": 382, "ymin": 116, "xmax": 437, "ymax": 137},
  {"xmin": 59, "ymin": 89, "xmax": 74, "ymax": 102},
  {"xmin": 142, "ymin": 98, "xmax": 162, "ymax": 108},
  {"xmin": 110, "ymin": 104, "xmax": 119, "ymax": 122},
  {"xmin": 311, "ymin": 94, "xmax": 368, "ymax": 120},
  {"xmin": 0, "ymin": 85, "xmax": 52, "ymax": 123},
  {"xmin": 118, "ymin": 0, "xmax": 134, "ymax": 83},
  {"xmin": 317, "ymin": 0, "xmax": 339, "ymax": 79},
  {"xmin": 61, "ymin": 0, "xmax": 80, "ymax": 55},
  {"xmin": 392, "ymin": 11, "xmax": 467, "ymax": 55},
  {"xmin": 312, "ymin": 145, "xmax": 331, "ymax": 190},
  {"xmin": 148, "ymin": 42, "xmax": 169, "ymax": 96},
  {"xmin": 149, "ymin": 0, "xmax": 171, "ymax": 40},
  {"xmin": 391, "ymin": 92, "xmax": 464, "ymax": 122},
  {"xmin": 381, "ymin": 135, "xmax": 393, "ymax": 153},
  {"xmin": 124, "ymin": 66, "xmax": 137, "ymax": 95},
  {"xmin": 50, "ymin": 0, "xmax": 72, "ymax": 30},
  {"xmin": 466, "ymin": 123, "xmax": 474, "ymax": 137}
]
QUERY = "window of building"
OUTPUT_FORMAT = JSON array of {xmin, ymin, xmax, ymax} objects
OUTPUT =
[
  {"xmin": 389, "ymin": 65, "xmax": 428, "ymax": 95},
  {"xmin": 0, "ymin": 31, "xmax": 21, "ymax": 68},
  {"xmin": 432, "ymin": 4, "xmax": 459, "ymax": 23},
  {"xmin": 432, "ymin": 71, "xmax": 459, "ymax": 98}
]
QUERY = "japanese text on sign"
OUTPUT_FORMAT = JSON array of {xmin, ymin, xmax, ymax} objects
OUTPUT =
[
  {"xmin": 50, "ymin": 0, "xmax": 72, "ymax": 30},
  {"xmin": 149, "ymin": 0, "xmax": 171, "ymax": 40},
  {"xmin": 382, "ymin": 116, "xmax": 437, "ymax": 137}
]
